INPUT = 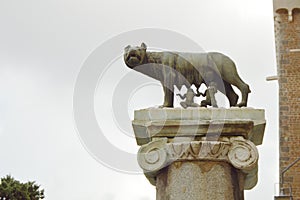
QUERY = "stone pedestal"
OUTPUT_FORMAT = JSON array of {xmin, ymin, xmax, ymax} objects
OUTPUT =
[{"xmin": 133, "ymin": 108, "xmax": 266, "ymax": 200}]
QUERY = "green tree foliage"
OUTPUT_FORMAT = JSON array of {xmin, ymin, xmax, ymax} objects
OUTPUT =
[{"xmin": 0, "ymin": 175, "xmax": 44, "ymax": 200}]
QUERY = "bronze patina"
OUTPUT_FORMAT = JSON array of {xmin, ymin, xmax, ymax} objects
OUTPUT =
[{"xmin": 124, "ymin": 43, "xmax": 250, "ymax": 108}]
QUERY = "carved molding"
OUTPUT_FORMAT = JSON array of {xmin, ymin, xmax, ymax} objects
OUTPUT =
[
  {"xmin": 274, "ymin": 0, "xmax": 300, "ymax": 22},
  {"xmin": 137, "ymin": 137, "xmax": 259, "ymax": 189},
  {"xmin": 167, "ymin": 140, "xmax": 231, "ymax": 161},
  {"xmin": 228, "ymin": 137, "xmax": 258, "ymax": 172},
  {"xmin": 137, "ymin": 138, "xmax": 169, "ymax": 173}
]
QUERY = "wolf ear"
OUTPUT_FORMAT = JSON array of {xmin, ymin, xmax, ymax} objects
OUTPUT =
[
  {"xmin": 124, "ymin": 45, "xmax": 131, "ymax": 50},
  {"xmin": 141, "ymin": 42, "xmax": 147, "ymax": 49}
]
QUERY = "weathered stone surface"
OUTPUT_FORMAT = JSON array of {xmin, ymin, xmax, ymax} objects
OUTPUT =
[
  {"xmin": 138, "ymin": 136, "xmax": 259, "ymax": 190},
  {"xmin": 133, "ymin": 107, "xmax": 265, "ymax": 200},
  {"xmin": 133, "ymin": 107, "xmax": 265, "ymax": 145},
  {"xmin": 156, "ymin": 161, "xmax": 244, "ymax": 200}
]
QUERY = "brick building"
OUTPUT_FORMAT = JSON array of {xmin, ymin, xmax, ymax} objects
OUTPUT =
[{"xmin": 273, "ymin": 0, "xmax": 300, "ymax": 199}]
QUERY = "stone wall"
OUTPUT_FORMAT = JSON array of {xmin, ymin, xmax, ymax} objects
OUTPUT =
[{"xmin": 274, "ymin": 7, "xmax": 300, "ymax": 199}]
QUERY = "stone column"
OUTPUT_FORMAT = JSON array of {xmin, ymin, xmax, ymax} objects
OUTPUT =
[{"xmin": 133, "ymin": 108, "xmax": 266, "ymax": 200}]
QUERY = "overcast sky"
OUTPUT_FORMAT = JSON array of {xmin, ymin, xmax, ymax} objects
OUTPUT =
[{"xmin": 0, "ymin": 0, "xmax": 279, "ymax": 199}]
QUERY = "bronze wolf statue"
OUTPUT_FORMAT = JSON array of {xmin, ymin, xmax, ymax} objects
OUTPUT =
[{"xmin": 124, "ymin": 42, "xmax": 250, "ymax": 107}]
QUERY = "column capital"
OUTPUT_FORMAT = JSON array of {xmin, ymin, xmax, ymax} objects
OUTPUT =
[
  {"xmin": 137, "ymin": 136, "xmax": 259, "ymax": 189},
  {"xmin": 133, "ymin": 108, "xmax": 265, "ymax": 191}
]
